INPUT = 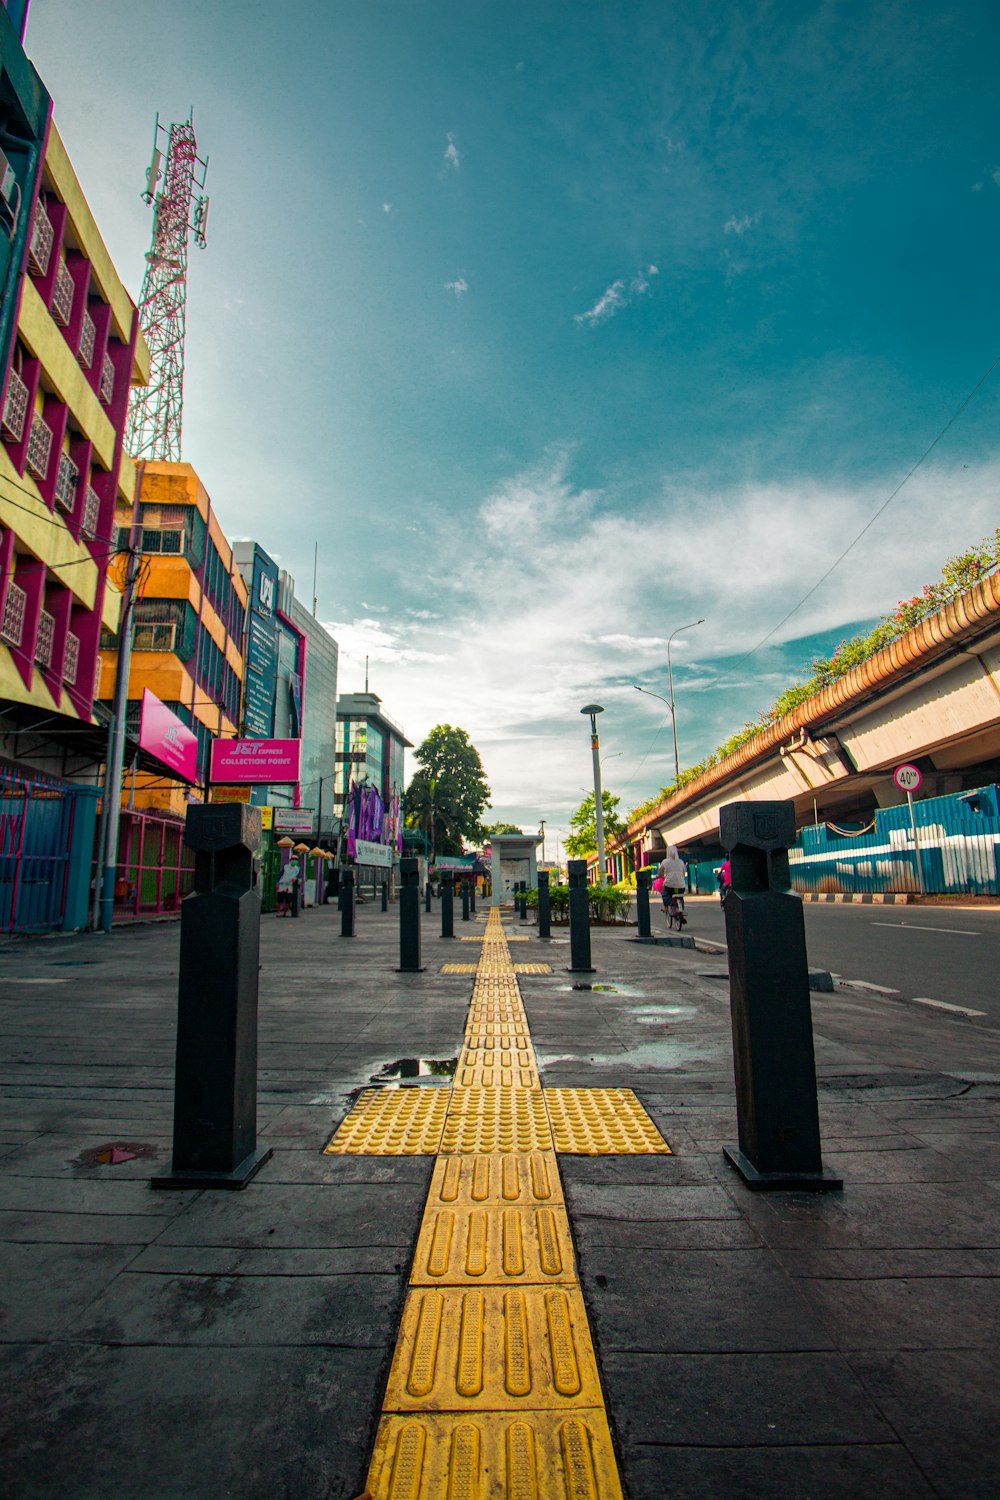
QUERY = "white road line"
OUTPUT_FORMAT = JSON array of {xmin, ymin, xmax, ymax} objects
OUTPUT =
[
  {"xmin": 837, "ymin": 979, "xmax": 900, "ymax": 995},
  {"xmin": 912, "ymin": 997, "xmax": 987, "ymax": 1018},
  {"xmin": 870, "ymin": 922, "xmax": 981, "ymax": 936}
]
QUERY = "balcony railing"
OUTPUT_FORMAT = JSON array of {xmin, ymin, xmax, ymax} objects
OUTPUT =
[
  {"xmin": 78, "ymin": 311, "xmax": 96, "ymax": 369},
  {"xmin": 34, "ymin": 609, "xmax": 54, "ymax": 668},
  {"xmin": 27, "ymin": 199, "xmax": 53, "ymax": 277},
  {"xmin": 64, "ymin": 631, "xmax": 79, "ymax": 686},
  {"xmin": 0, "ymin": 582, "xmax": 26, "ymax": 647},
  {"xmin": 99, "ymin": 353, "xmax": 114, "ymax": 405},
  {"xmin": 25, "ymin": 412, "xmax": 52, "ymax": 482},
  {"xmin": 51, "ymin": 259, "xmax": 74, "ymax": 326},
  {"xmin": 1, "ymin": 366, "xmax": 28, "ymax": 443},
  {"xmin": 81, "ymin": 485, "xmax": 100, "ymax": 540},
  {"xmin": 54, "ymin": 452, "xmax": 79, "ymax": 514}
]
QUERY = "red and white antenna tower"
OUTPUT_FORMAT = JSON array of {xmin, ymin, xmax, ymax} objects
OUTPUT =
[{"xmin": 126, "ymin": 114, "xmax": 210, "ymax": 460}]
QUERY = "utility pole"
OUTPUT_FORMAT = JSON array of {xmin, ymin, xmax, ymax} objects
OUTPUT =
[{"xmin": 94, "ymin": 465, "xmax": 145, "ymax": 930}]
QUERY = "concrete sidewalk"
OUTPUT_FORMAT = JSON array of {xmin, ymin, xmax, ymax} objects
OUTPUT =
[{"xmin": 2, "ymin": 898, "xmax": 1000, "ymax": 1497}]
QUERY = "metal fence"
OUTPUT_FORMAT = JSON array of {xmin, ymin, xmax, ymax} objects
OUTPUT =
[
  {"xmin": 108, "ymin": 810, "xmax": 195, "ymax": 920},
  {"xmin": 790, "ymin": 785, "xmax": 1000, "ymax": 897},
  {"xmin": 0, "ymin": 766, "xmax": 73, "ymax": 932}
]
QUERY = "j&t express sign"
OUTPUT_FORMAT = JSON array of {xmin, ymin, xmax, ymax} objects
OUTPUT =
[
  {"xmin": 139, "ymin": 690, "xmax": 199, "ymax": 784},
  {"xmin": 209, "ymin": 738, "xmax": 301, "ymax": 785}
]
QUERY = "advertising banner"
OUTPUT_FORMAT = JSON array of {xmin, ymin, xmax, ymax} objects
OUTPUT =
[
  {"xmin": 210, "ymin": 786, "xmax": 251, "ymax": 803},
  {"xmin": 210, "ymin": 738, "xmax": 301, "ymax": 785},
  {"xmin": 355, "ymin": 839, "xmax": 393, "ymax": 868},
  {"xmin": 273, "ymin": 807, "xmax": 315, "ymax": 833},
  {"xmin": 139, "ymin": 690, "xmax": 199, "ymax": 784},
  {"xmin": 243, "ymin": 547, "xmax": 280, "ymax": 738}
]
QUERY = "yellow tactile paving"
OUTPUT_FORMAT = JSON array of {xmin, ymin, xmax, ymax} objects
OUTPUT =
[
  {"xmin": 440, "ymin": 963, "xmax": 479, "ymax": 974},
  {"xmin": 323, "ymin": 1088, "xmax": 448, "ymax": 1155},
  {"xmin": 544, "ymin": 1088, "xmax": 672, "ymax": 1155},
  {"xmin": 359, "ymin": 901, "xmax": 631, "ymax": 1497},
  {"xmin": 411, "ymin": 1203, "xmax": 577, "ymax": 1285},
  {"xmin": 383, "ymin": 1285, "xmax": 603, "ymax": 1411},
  {"xmin": 366, "ymin": 1410, "xmax": 624, "ymax": 1500},
  {"xmin": 426, "ymin": 1152, "xmax": 564, "ymax": 1207},
  {"xmin": 440, "ymin": 1087, "xmax": 554, "ymax": 1154}
]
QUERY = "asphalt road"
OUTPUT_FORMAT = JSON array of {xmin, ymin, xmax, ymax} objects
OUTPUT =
[{"xmin": 665, "ymin": 896, "xmax": 1000, "ymax": 1021}]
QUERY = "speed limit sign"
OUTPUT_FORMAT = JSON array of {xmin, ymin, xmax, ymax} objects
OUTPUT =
[{"xmin": 894, "ymin": 763, "xmax": 923, "ymax": 793}]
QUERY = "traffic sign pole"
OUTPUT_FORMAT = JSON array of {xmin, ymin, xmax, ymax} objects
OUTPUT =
[{"xmin": 894, "ymin": 764, "xmax": 925, "ymax": 896}]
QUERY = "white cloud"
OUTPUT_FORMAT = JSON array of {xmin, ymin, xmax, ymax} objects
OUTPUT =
[
  {"xmin": 445, "ymin": 277, "xmax": 469, "ymax": 297},
  {"xmin": 335, "ymin": 452, "xmax": 1000, "ymax": 848},
  {"xmin": 724, "ymin": 213, "xmax": 760, "ymax": 236},
  {"xmin": 444, "ymin": 133, "xmax": 460, "ymax": 170},
  {"xmin": 574, "ymin": 265, "xmax": 659, "ymax": 327},
  {"xmin": 382, "ymin": 202, "xmax": 392, "ymax": 214}
]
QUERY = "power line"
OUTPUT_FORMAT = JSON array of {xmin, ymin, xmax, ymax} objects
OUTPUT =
[{"xmin": 731, "ymin": 351, "xmax": 1000, "ymax": 668}]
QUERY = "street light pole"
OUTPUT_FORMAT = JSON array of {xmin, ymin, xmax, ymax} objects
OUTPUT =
[
  {"xmin": 665, "ymin": 618, "xmax": 705, "ymax": 782},
  {"xmin": 580, "ymin": 704, "xmax": 607, "ymax": 888}
]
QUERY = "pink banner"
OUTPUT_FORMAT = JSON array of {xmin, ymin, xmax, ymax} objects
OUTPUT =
[
  {"xmin": 210, "ymin": 737, "xmax": 301, "ymax": 785},
  {"xmin": 139, "ymin": 690, "xmax": 199, "ymax": 784}
]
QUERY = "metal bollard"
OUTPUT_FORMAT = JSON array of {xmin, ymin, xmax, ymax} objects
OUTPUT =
[
  {"xmin": 425, "ymin": 880, "xmax": 432, "ymax": 913},
  {"xmin": 720, "ymin": 800, "xmax": 842, "ymax": 1192},
  {"xmin": 152, "ymin": 805, "xmax": 272, "ymax": 1189},
  {"xmin": 341, "ymin": 867, "xmax": 356, "ymax": 937},
  {"xmin": 636, "ymin": 869, "xmax": 652, "ymax": 939},
  {"xmin": 441, "ymin": 870, "xmax": 455, "ymax": 938},
  {"xmin": 291, "ymin": 878, "xmax": 300, "ymax": 918},
  {"xmin": 566, "ymin": 859, "xmax": 595, "ymax": 972},
  {"xmin": 398, "ymin": 857, "xmax": 423, "ymax": 971},
  {"xmin": 381, "ymin": 880, "xmax": 388, "ymax": 912},
  {"xmin": 328, "ymin": 864, "xmax": 341, "ymax": 904},
  {"xmin": 461, "ymin": 879, "xmax": 470, "ymax": 922},
  {"xmin": 537, "ymin": 869, "xmax": 551, "ymax": 940},
  {"xmin": 470, "ymin": 883, "xmax": 476, "ymax": 914}
]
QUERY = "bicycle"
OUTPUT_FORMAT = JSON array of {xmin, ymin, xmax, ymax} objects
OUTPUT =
[{"xmin": 665, "ymin": 889, "xmax": 687, "ymax": 930}]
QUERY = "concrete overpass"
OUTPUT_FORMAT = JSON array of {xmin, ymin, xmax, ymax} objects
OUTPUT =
[{"xmin": 625, "ymin": 570, "xmax": 1000, "ymax": 866}]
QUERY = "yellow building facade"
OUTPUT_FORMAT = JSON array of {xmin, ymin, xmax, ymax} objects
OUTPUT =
[
  {"xmin": 98, "ymin": 462, "xmax": 248, "ymax": 817},
  {"xmin": 0, "ymin": 122, "xmax": 149, "ymax": 726}
]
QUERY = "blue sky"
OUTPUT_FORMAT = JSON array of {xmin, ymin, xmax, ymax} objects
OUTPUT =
[{"xmin": 26, "ymin": 0, "xmax": 1000, "ymax": 848}]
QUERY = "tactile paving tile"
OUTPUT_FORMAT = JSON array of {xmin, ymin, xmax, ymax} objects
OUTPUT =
[
  {"xmin": 426, "ymin": 1152, "xmax": 563, "ymax": 1208},
  {"xmin": 411, "ymin": 1202, "xmax": 577, "ymax": 1285},
  {"xmin": 543, "ymin": 1088, "xmax": 672, "ymax": 1155},
  {"xmin": 383, "ymin": 1284, "xmax": 602, "ymax": 1411},
  {"xmin": 514, "ymin": 963, "xmax": 554, "ymax": 974},
  {"xmin": 456, "ymin": 1044, "xmax": 539, "ymax": 1089},
  {"xmin": 460, "ymin": 935, "xmax": 487, "ymax": 941},
  {"xmin": 440, "ymin": 1087, "xmax": 553, "ymax": 1153},
  {"xmin": 440, "ymin": 963, "xmax": 479, "ymax": 974},
  {"xmin": 323, "ymin": 1088, "xmax": 448, "ymax": 1155},
  {"xmin": 366, "ymin": 1409, "xmax": 624, "ymax": 1499}
]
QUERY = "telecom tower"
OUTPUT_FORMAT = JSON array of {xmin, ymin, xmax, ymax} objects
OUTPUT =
[{"xmin": 125, "ymin": 115, "xmax": 210, "ymax": 461}]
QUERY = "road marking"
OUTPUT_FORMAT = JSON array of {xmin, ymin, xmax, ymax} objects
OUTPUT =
[
  {"xmin": 870, "ymin": 922, "xmax": 981, "ymax": 935},
  {"xmin": 912, "ymin": 997, "xmax": 987, "ymax": 1018},
  {"xmin": 838, "ymin": 979, "xmax": 901, "ymax": 995}
]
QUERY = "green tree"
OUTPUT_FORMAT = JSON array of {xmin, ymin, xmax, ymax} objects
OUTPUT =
[
  {"xmin": 563, "ymin": 790, "xmax": 625, "ymax": 858},
  {"xmin": 404, "ymin": 725, "xmax": 491, "ymax": 858},
  {"xmin": 482, "ymin": 821, "xmax": 524, "ymax": 838}
]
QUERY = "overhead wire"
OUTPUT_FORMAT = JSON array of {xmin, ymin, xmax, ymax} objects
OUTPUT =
[{"xmin": 729, "ymin": 352, "xmax": 1000, "ymax": 669}]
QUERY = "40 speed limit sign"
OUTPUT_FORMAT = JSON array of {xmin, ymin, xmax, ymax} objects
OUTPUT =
[{"xmin": 893, "ymin": 763, "xmax": 923, "ymax": 793}]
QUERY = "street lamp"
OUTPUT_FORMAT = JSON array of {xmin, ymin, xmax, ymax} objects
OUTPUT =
[
  {"xmin": 580, "ymin": 704, "xmax": 607, "ymax": 888},
  {"xmin": 634, "ymin": 618, "xmax": 705, "ymax": 783}
]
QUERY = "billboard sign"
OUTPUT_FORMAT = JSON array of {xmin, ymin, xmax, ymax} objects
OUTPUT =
[
  {"xmin": 273, "ymin": 807, "xmax": 315, "ymax": 833},
  {"xmin": 243, "ymin": 546, "xmax": 279, "ymax": 738},
  {"xmin": 355, "ymin": 839, "xmax": 393, "ymax": 868},
  {"xmin": 139, "ymin": 689, "xmax": 199, "ymax": 783},
  {"xmin": 210, "ymin": 737, "xmax": 301, "ymax": 785}
]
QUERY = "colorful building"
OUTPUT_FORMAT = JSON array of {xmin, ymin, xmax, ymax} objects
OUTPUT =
[
  {"xmin": 336, "ymin": 690, "xmax": 410, "ymax": 879},
  {"xmin": 98, "ymin": 461, "xmax": 247, "ymax": 818},
  {"xmin": 0, "ymin": 120, "xmax": 148, "ymax": 748}
]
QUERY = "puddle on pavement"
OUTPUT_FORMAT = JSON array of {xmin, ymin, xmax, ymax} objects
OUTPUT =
[
  {"xmin": 560, "ymin": 982, "xmax": 647, "ymax": 996},
  {"xmin": 370, "ymin": 1057, "xmax": 458, "ymax": 1088}
]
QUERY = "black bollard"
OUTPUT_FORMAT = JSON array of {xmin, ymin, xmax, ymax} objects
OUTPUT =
[
  {"xmin": 566, "ymin": 859, "xmax": 595, "ymax": 972},
  {"xmin": 470, "ymin": 883, "xmax": 476, "ymax": 914},
  {"xmin": 381, "ymin": 879, "xmax": 388, "ymax": 912},
  {"xmin": 327, "ymin": 863, "xmax": 340, "ymax": 904},
  {"xmin": 461, "ymin": 879, "xmax": 470, "ymax": 922},
  {"xmin": 636, "ymin": 869, "xmax": 652, "ymax": 939},
  {"xmin": 538, "ymin": 869, "xmax": 551, "ymax": 940},
  {"xmin": 398, "ymin": 856, "xmax": 423, "ymax": 971},
  {"xmin": 341, "ymin": 867, "xmax": 356, "ymax": 937},
  {"xmin": 152, "ymin": 805, "xmax": 272, "ymax": 1190},
  {"xmin": 425, "ymin": 880, "xmax": 432, "ymax": 913},
  {"xmin": 721, "ymin": 800, "xmax": 842, "ymax": 1192},
  {"xmin": 441, "ymin": 870, "xmax": 455, "ymax": 938},
  {"xmin": 291, "ymin": 877, "xmax": 300, "ymax": 918}
]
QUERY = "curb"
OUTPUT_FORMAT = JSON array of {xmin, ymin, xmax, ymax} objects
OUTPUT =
[{"xmin": 800, "ymin": 892, "xmax": 914, "ymax": 904}]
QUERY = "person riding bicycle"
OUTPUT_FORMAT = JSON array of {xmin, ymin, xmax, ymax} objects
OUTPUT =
[{"xmin": 656, "ymin": 845, "xmax": 687, "ymax": 926}]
